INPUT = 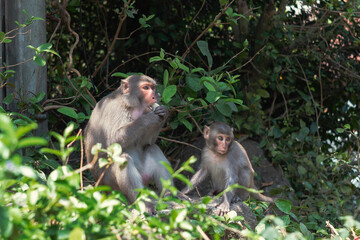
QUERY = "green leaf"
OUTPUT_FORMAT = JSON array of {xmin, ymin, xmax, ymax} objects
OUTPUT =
[
  {"xmin": 197, "ymin": 40, "xmax": 213, "ymax": 67},
  {"xmin": 0, "ymin": 114, "xmax": 16, "ymax": 139},
  {"xmin": 63, "ymin": 123, "xmax": 75, "ymax": 138},
  {"xmin": 27, "ymin": 45, "xmax": 38, "ymax": 52},
  {"xmin": 160, "ymin": 48, "xmax": 165, "ymax": 59},
  {"xmin": 298, "ymin": 127, "xmax": 309, "ymax": 140},
  {"xmin": 275, "ymin": 199, "xmax": 292, "ymax": 214},
  {"xmin": 162, "ymin": 85, "xmax": 177, "ymax": 103},
  {"xmin": 0, "ymin": 32, "xmax": 5, "ymax": 42},
  {"xmin": 149, "ymin": 56, "xmax": 163, "ymax": 63},
  {"xmin": 17, "ymin": 137, "xmax": 48, "ymax": 149},
  {"xmin": 99, "ymin": 158, "xmax": 109, "ymax": 168},
  {"xmin": 33, "ymin": 55, "xmax": 46, "ymax": 66},
  {"xmin": 111, "ymin": 72, "xmax": 129, "ymax": 78},
  {"xmin": 91, "ymin": 143, "xmax": 102, "ymax": 155},
  {"xmin": 180, "ymin": 118, "xmax": 193, "ymax": 132},
  {"xmin": 30, "ymin": 17, "xmax": 44, "ymax": 22},
  {"xmin": 37, "ymin": 43, "xmax": 52, "ymax": 51},
  {"xmin": 224, "ymin": 98, "xmax": 244, "ymax": 106},
  {"xmin": 219, "ymin": 0, "xmax": 228, "ymax": 7},
  {"xmin": 256, "ymin": 89, "xmax": 270, "ymax": 98},
  {"xmin": 215, "ymin": 101, "xmax": 232, "ymax": 117},
  {"xmin": 300, "ymin": 223, "xmax": 313, "ymax": 240},
  {"xmin": 19, "ymin": 166, "xmax": 37, "ymax": 179},
  {"xmin": 35, "ymin": 91, "xmax": 46, "ymax": 103},
  {"xmin": 163, "ymin": 70, "xmax": 169, "ymax": 87},
  {"xmin": 174, "ymin": 174, "xmax": 192, "ymax": 186},
  {"xmin": 203, "ymin": 80, "xmax": 216, "ymax": 91},
  {"xmin": 0, "ymin": 207, "xmax": 13, "ymax": 238},
  {"xmin": 174, "ymin": 58, "xmax": 189, "ymax": 73},
  {"xmin": 161, "ymin": 161, "xmax": 174, "ymax": 175},
  {"xmin": 171, "ymin": 209, "xmax": 187, "ymax": 223},
  {"xmin": 273, "ymin": 126, "xmax": 283, "ymax": 138},
  {"xmin": 186, "ymin": 76, "xmax": 203, "ymax": 92},
  {"xmin": 69, "ymin": 227, "xmax": 86, "ymax": 240},
  {"xmin": 336, "ymin": 128, "xmax": 344, "ymax": 133},
  {"xmin": 42, "ymin": 49, "xmax": 61, "ymax": 58},
  {"xmin": 40, "ymin": 148, "xmax": 63, "ymax": 156},
  {"xmin": 3, "ymin": 94, "xmax": 14, "ymax": 105},
  {"xmin": 57, "ymin": 107, "xmax": 78, "ymax": 119},
  {"xmin": 191, "ymin": 67, "xmax": 205, "ymax": 74},
  {"xmin": 205, "ymin": 91, "xmax": 221, "ymax": 103}
]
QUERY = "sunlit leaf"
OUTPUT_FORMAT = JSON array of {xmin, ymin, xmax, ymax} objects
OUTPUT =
[
  {"xmin": 275, "ymin": 199, "xmax": 292, "ymax": 214},
  {"xmin": 0, "ymin": 206, "xmax": 13, "ymax": 238},
  {"xmin": 163, "ymin": 69, "xmax": 169, "ymax": 87},
  {"xmin": 58, "ymin": 107, "xmax": 78, "ymax": 119},
  {"xmin": 33, "ymin": 55, "xmax": 46, "ymax": 66},
  {"xmin": 186, "ymin": 76, "xmax": 202, "ymax": 92},
  {"xmin": 3, "ymin": 94, "xmax": 14, "ymax": 105},
  {"xmin": 162, "ymin": 85, "xmax": 177, "ymax": 103},
  {"xmin": 17, "ymin": 137, "xmax": 48, "ymax": 149},
  {"xmin": 197, "ymin": 40, "xmax": 213, "ymax": 67},
  {"xmin": 69, "ymin": 227, "xmax": 86, "ymax": 240},
  {"xmin": 111, "ymin": 72, "xmax": 129, "ymax": 78}
]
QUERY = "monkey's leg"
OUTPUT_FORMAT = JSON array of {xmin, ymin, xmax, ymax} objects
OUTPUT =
[
  {"xmin": 104, "ymin": 161, "xmax": 143, "ymax": 204},
  {"xmin": 181, "ymin": 168, "xmax": 208, "ymax": 195},
  {"xmin": 235, "ymin": 168, "xmax": 253, "ymax": 201},
  {"xmin": 143, "ymin": 144, "xmax": 172, "ymax": 192},
  {"xmin": 216, "ymin": 191, "xmax": 234, "ymax": 216},
  {"xmin": 215, "ymin": 175, "xmax": 238, "ymax": 216}
]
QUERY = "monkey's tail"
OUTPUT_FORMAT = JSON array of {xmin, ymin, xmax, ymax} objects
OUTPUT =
[{"xmin": 251, "ymin": 192, "xmax": 274, "ymax": 203}]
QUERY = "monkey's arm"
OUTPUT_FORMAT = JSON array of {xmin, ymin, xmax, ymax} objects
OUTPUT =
[
  {"xmin": 112, "ymin": 109, "xmax": 165, "ymax": 149},
  {"xmin": 181, "ymin": 168, "xmax": 208, "ymax": 195},
  {"xmin": 216, "ymin": 175, "xmax": 237, "ymax": 216}
]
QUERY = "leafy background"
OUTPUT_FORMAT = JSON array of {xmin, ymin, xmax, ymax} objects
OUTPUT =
[{"xmin": 1, "ymin": 0, "xmax": 360, "ymax": 239}]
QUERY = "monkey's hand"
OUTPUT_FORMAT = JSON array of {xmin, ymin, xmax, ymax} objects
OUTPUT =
[
  {"xmin": 180, "ymin": 186, "xmax": 191, "ymax": 195},
  {"xmin": 216, "ymin": 201, "xmax": 230, "ymax": 216},
  {"xmin": 154, "ymin": 105, "xmax": 168, "ymax": 121},
  {"xmin": 177, "ymin": 191, "xmax": 192, "ymax": 201}
]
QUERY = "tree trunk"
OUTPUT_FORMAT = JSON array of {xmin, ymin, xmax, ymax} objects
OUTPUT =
[{"xmin": 1, "ymin": 0, "xmax": 48, "ymax": 135}]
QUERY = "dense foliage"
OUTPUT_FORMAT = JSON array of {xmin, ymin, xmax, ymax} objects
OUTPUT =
[{"xmin": 1, "ymin": 0, "xmax": 360, "ymax": 239}]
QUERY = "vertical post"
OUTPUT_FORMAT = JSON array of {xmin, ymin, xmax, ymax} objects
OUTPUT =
[
  {"xmin": 0, "ymin": 0, "xmax": 4, "ymax": 104},
  {"xmin": 4, "ymin": 0, "xmax": 48, "ymax": 135}
]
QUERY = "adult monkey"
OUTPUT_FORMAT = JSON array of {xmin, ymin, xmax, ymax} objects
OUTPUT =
[
  {"xmin": 84, "ymin": 75, "xmax": 171, "ymax": 214},
  {"xmin": 181, "ymin": 122, "xmax": 274, "ymax": 216}
]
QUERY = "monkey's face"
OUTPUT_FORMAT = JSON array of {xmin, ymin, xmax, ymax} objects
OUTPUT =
[
  {"xmin": 214, "ymin": 134, "xmax": 232, "ymax": 155},
  {"xmin": 139, "ymin": 82, "xmax": 157, "ymax": 107}
]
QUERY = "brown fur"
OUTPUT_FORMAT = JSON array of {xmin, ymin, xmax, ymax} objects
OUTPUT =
[
  {"xmin": 84, "ymin": 75, "xmax": 171, "ymax": 213},
  {"xmin": 182, "ymin": 122, "xmax": 273, "ymax": 215}
]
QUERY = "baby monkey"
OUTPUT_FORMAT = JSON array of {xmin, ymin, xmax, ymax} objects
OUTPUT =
[{"xmin": 182, "ymin": 122, "xmax": 273, "ymax": 216}]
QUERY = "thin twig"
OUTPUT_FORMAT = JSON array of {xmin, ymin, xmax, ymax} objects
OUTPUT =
[
  {"xmin": 196, "ymin": 225, "xmax": 211, "ymax": 240},
  {"xmin": 181, "ymin": 0, "xmax": 235, "ymax": 60},
  {"xmin": 295, "ymin": 57, "xmax": 321, "ymax": 138},
  {"xmin": 65, "ymin": 129, "xmax": 82, "ymax": 165},
  {"xmin": 116, "ymin": 26, "xmax": 143, "ymax": 40},
  {"xmin": 92, "ymin": 0, "xmax": 134, "ymax": 78},
  {"xmin": 159, "ymin": 136, "xmax": 202, "ymax": 152},
  {"xmin": 229, "ymin": 45, "xmax": 266, "ymax": 74},
  {"xmin": 79, "ymin": 130, "xmax": 84, "ymax": 191},
  {"xmin": 187, "ymin": 114, "xmax": 203, "ymax": 135},
  {"xmin": 0, "ymin": 58, "xmax": 32, "ymax": 69}
]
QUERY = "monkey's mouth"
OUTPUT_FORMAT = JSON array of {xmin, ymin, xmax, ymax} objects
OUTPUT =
[{"xmin": 218, "ymin": 150, "xmax": 227, "ymax": 155}]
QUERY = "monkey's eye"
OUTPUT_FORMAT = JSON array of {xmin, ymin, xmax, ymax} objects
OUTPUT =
[
  {"xmin": 218, "ymin": 136, "xmax": 223, "ymax": 141},
  {"xmin": 142, "ymin": 85, "xmax": 150, "ymax": 90},
  {"xmin": 226, "ymin": 137, "xmax": 231, "ymax": 141}
]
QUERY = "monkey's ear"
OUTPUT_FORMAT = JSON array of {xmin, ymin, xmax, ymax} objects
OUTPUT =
[
  {"xmin": 203, "ymin": 125, "xmax": 210, "ymax": 139},
  {"xmin": 121, "ymin": 79, "xmax": 130, "ymax": 94}
]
